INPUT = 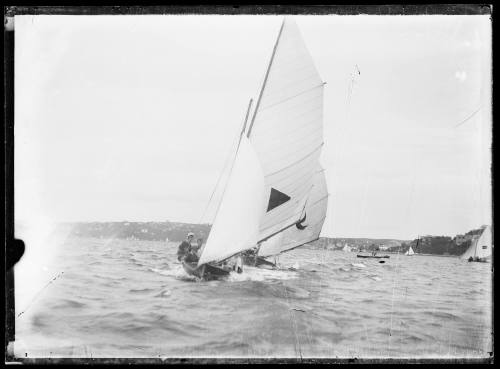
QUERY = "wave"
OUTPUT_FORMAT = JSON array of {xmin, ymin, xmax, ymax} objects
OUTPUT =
[
  {"xmin": 99, "ymin": 275, "xmax": 128, "ymax": 281},
  {"xmin": 148, "ymin": 264, "xmax": 299, "ymax": 283},
  {"xmin": 351, "ymin": 263, "xmax": 366, "ymax": 268},
  {"xmin": 52, "ymin": 299, "xmax": 87, "ymax": 309},
  {"xmin": 31, "ymin": 314, "xmax": 50, "ymax": 328},
  {"xmin": 424, "ymin": 310, "xmax": 460, "ymax": 320},
  {"xmin": 148, "ymin": 266, "xmax": 200, "ymax": 283},
  {"xmin": 129, "ymin": 258, "xmax": 145, "ymax": 267},
  {"xmin": 149, "ymin": 266, "xmax": 180, "ymax": 277},
  {"xmin": 226, "ymin": 266, "xmax": 298, "ymax": 282},
  {"xmin": 129, "ymin": 288, "xmax": 155, "ymax": 294},
  {"xmin": 101, "ymin": 311, "xmax": 136, "ymax": 320},
  {"xmin": 281, "ymin": 285, "xmax": 311, "ymax": 299},
  {"xmin": 154, "ymin": 290, "xmax": 172, "ymax": 298}
]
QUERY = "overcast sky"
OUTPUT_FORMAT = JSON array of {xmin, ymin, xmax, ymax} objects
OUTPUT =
[{"xmin": 15, "ymin": 14, "xmax": 491, "ymax": 239}]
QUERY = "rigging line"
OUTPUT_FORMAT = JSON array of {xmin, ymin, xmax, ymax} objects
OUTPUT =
[
  {"xmin": 254, "ymin": 103, "xmax": 323, "ymax": 136},
  {"xmin": 257, "ymin": 206, "xmax": 310, "ymax": 245},
  {"xmin": 247, "ymin": 18, "xmax": 286, "ymax": 138},
  {"xmin": 258, "ymin": 217, "xmax": 303, "ymax": 245},
  {"xmin": 265, "ymin": 143, "xmax": 323, "ymax": 178},
  {"xmin": 258, "ymin": 122, "xmax": 323, "ymax": 150},
  {"xmin": 259, "ymin": 82, "xmax": 325, "ymax": 113},
  {"xmin": 198, "ymin": 99, "xmax": 253, "ymax": 224},
  {"xmin": 209, "ymin": 116, "xmax": 249, "ymax": 228},
  {"xmin": 268, "ymin": 235, "xmax": 323, "ymax": 258},
  {"xmin": 260, "ymin": 70, "xmax": 322, "ymax": 100},
  {"xmin": 454, "ymin": 105, "xmax": 482, "ymax": 128},
  {"xmin": 17, "ymin": 271, "xmax": 65, "ymax": 318},
  {"xmin": 198, "ymin": 142, "xmax": 234, "ymax": 224}
]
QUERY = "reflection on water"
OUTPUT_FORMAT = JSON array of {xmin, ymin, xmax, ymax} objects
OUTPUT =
[{"xmin": 14, "ymin": 238, "xmax": 492, "ymax": 358}]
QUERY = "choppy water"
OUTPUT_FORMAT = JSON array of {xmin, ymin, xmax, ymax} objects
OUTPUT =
[{"xmin": 14, "ymin": 237, "xmax": 492, "ymax": 359}]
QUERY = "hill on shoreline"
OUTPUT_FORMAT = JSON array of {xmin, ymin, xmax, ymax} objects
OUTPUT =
[{"xmin": 37, "ymin": 221, "xmax": 483, "ymax": 256}]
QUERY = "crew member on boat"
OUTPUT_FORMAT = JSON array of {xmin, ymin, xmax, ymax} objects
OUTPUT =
[
  {"xmin": 234, "ymin": 255, "xmax": 243, "ymax": 273},
  {"xmin": 177, "ymin": 232, "xmax": 194, "ymax": 261},
  {"xmin": 242, "ymin": 247, "xmax": 258, "ymax": 265},
  {"xmin": 184, "ymin": 238, "xmax": 203, "ymax": 263},
  {"xmin": 194, "ymin": 238, "xmax": 204, "ymax": 258}
]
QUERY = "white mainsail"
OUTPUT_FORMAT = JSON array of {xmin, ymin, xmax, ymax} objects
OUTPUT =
[
  {"xmin": 405, "ymin": 246, "xmax": 415, "ymax": 255},
  {"xmin": 342, "ymin": 245, "xmax": 352, "ymax": 253},
  {"xmin": 197, "ymin": 137, "xmax": 266, "ymax": 265},
  {"xmin": 247, "ymin": 18, "xmax": 325, "ymax": 243},
  {"xmin": 460, "ymin": 225, "xmax": 492, "ymax": 261},
  {"xmin": 257, "ymin": 167, "xmax": 328, "ymax": 257}
]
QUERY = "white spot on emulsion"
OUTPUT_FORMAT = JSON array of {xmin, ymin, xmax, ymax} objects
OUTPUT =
[{"xmin": 455, "ymin": 71, "xmax": 467, "ymax": 83}]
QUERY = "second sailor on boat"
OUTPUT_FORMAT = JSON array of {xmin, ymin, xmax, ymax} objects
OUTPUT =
[{"xmin": 177, "ymin": 232, "xmax": 243, "ymax": 278}]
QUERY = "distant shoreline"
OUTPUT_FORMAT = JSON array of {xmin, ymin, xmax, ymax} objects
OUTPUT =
[{"xmin": 16, "ymin": 221, "xmax": 482, "ymax": 257}]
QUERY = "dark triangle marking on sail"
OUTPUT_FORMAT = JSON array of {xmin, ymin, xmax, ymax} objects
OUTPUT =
[
  {"xmin": 296, "ymin": 212, "xmax": 307, "ymax": 230},
  {"xmin": 267, "ymin": 187, "xmax": 291, "ymax": 212}
]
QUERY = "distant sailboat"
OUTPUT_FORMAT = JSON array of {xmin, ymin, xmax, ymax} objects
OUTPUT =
[
  {"xmin": 460, "ymin": 225, "xmax": 492, "ymax": 263},
  {"xmin": 182, "ymin": 17, "xmax": 327, "ymax": 279},
  {"xmin": 405, "ymin": 246, "xmax": 415, "ymax": 256},
  {"xmin": 342, "ymin": 244, "xmax": 352, "ymax": 253}
]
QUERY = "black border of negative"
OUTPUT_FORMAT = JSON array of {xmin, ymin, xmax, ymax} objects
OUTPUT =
[{"xmin": 3, "ymin": 4, "xmax": 494, "ymax": 365}]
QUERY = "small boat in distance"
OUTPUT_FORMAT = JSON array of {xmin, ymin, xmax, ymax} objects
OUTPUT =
[
  {"xmin": 405, "ymin": 246, "xmax": 415, "ymax": 256},
  {"xmin": 356, "ymin": 254, "xmax": 390, "ymax": 259}
]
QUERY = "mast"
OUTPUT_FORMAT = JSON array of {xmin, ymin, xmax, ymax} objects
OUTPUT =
[
  {"xmin": 196, "ymin": 99, "xmax": 263, "ymax": 266},
  {"xmin": 211, "ymin": 98, "xmax": 255, "ymax": 225},
  {"xmin": 246, "ymin": 18, "xmax": 285, "ymax": 138},
  {"xmin": 241, "ymin": 99, "xmax": 253, "ymax": 137},
  {"xmin": 197, "ymin": 136, "xmax": 265, "ymax": 266}
]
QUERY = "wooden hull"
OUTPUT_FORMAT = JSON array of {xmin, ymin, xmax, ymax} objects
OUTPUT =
[
  {"xmin": 242, "ymin": 255, "xmax": 276, "ymax": 268},
  {"xmin": 356, "ymin": 254, "xmax": 390, "ymax": 259},
  {"xmin": 182, "ymin": 261, "xmax": 230, "ymax": 280}
]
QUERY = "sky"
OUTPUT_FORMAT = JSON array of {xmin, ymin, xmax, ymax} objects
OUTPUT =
[{"xmin": 15, "ymin": 14, "xmax": 492, "ymax": 240}]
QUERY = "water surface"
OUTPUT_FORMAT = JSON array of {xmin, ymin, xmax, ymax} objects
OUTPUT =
[{"xmin": 14, "ymin": 238, "xmax": 492, "ymax": 359}]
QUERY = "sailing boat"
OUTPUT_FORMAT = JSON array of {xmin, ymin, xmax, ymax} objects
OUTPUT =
[
  {"xmin": 404, "ymin": 246, "xmax": 415, "ymax": 256},
  {"xmin": 460, "ymin": 225, "xmax": 492, "ymax": 263},
  {"xmin": 182, "ymin": 17, "xmax": 327, "ymax": 279}
]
